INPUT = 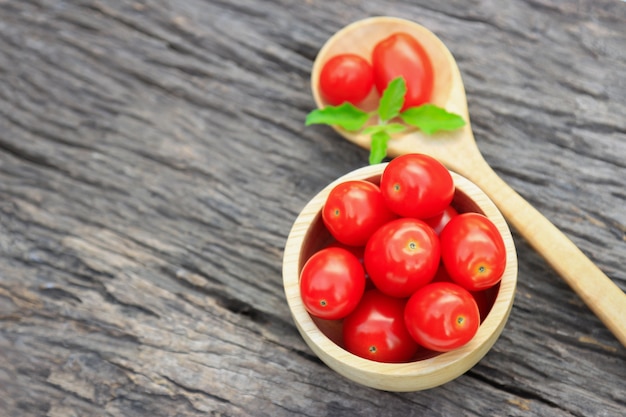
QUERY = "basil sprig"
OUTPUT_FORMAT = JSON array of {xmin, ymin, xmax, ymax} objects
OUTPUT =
[{"xmin": 305, "ymin": 77, "xmax": 466, "ymax": 164}]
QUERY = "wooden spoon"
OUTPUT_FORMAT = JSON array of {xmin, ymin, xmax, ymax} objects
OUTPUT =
[{"xmin": 311, "ymin": 16, "xmax": 626, "ymax": 347}]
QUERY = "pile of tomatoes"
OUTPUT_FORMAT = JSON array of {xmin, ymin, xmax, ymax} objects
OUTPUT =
[
  {"xmin": 319, "ymin": 32, "xmax": 433, "ymax": 109},
  {"xmin": 299, "ymin": 154, "xmax": 507, "ymax": 363}
]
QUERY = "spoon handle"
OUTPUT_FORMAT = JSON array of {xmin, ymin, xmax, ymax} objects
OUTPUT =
[{"xmin": 466, "ymin": 160, "xmax": 626, "ymax": 347}]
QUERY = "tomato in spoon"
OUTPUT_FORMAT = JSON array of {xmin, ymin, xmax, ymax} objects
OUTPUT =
[{"xmin": 372, "ymin": 32, "xmax": 434, "ymax": 110}]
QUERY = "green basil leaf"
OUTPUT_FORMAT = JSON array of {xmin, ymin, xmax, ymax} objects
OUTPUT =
[
  {"xmin": 369, "ymin": 131, "xmax": 391, "ymax": 165},
  {"xmin": 400, "ymin": 104, "xmax": 466, "ymax": 135},
  {"xmin": 362, "ymin": 123, "xmax": 407, "ymax": 136},
  {"xmin": 378, "ymin": 77, "xmax": 406, "ymax": 122},
  {"xmin": 305, "ymin": 103, "xmax": 370, "ymax": 131}
]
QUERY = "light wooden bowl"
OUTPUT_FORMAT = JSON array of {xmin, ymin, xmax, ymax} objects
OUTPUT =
[{"xmin": 283, "ymin": 164, "xmax": 517, "ymax": 391}]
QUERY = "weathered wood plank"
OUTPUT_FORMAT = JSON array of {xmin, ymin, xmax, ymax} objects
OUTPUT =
[{"xmin": 0, "ymin": 0, "xmax": 624, "ymax": 416}]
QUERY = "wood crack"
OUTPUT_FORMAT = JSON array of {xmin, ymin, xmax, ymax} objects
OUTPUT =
[{"xmin": 467, "ymin": 370, "xmax": 581, "ymax": 417}]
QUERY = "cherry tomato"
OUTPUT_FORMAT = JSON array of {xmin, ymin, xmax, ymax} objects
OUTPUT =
[
  {"xmin": 322, "ymin": 180, "xmax": 396, "ymax": 247},
  {"xmin": 404, "ymin": 282, "xmax": 480, "ymax": 352},
  {"xmin": 440, "ymin": 212, "xmax": 507, "ymax": 291},
  {"xmin": 424, "ymin": 204, "xmax": 459, "ymax": 235},
  {"xmin": 319, "ymin": 54, "xmax": 374, "ymax": 106},
  {"xmin": 372, "ymin": 32, "xmax": 434, "ymax": 110},
  {"xmin": 431, "ymin": 262, "xmax": 498, "ymax": 322},
  {"xmin": 324, "ymin": 240, "xmax": 375, "ymax": 290},
  {"xmin": 300, "ymin": 247, "xmax": 366, "ymax": 320},
  {"xmin": 364, "ymin": 218, "xmax": 440, "ymax": 298},
  {"xmin": 343, "ymin": 289, "xmax": 419, "ymax": 363},
  {"xmin": 380, "ymin": 153, "xmax": 454, "ymax": 219}
]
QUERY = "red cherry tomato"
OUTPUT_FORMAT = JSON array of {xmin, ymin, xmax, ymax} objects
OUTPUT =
[
  {"xmin": 322, "ymin": 180, "xmax": 396, "ymax": 247},
  {"xmin": 431, "ymin": 262, "xmax": 498, "ymax": 322},
  {"xmin": 319, "ymin": 54, "xmax": 374, "ymax": 106},
  {"xmin": 404, "ymin": 282, "xmax": 480, "ymax": 352},
  {"xmin": 380, "ymin": 153, "xmax": 454, "ymax": 219},
  {"xmin": 372, "ymin": 32, "xmax": 434, "ymax": 110},
  {"xmin": 424, "ymin": 204, "xmax": 459, "ymax": 235},
  {"xmin": 440, "ymin": 212, "xmax": 507, "ymax": 291},
  {"xmin": 343, "ymin": 289, "xmax": 419, "ymax": 363},
  {"xmin": 364, "ymin": 218, "xmax": 440, "ymax": 298},
  {"xmin": 300, "ymin": 247, "xmax": 366, "ymax": 320}
]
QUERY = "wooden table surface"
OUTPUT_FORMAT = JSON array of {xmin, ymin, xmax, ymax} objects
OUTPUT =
[{"xmin": 1, "ymin": 1, "xmax": 625, "ymax": 416}]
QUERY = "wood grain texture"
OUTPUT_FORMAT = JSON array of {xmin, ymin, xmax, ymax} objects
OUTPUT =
[{"xmin": 0, "ymin": 1, "xmax": 624, "ymax": 416}]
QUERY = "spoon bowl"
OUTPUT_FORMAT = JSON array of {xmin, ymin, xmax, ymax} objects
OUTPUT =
[
  {"xmin": 312, "ymin": 17, "xmax": 456, "ymax": 113},
  {"xmin": 311, "ymin": 16, "xmax": 475, "ymax": 176},
  {"xmin": 310, "ymin": 17, "xmax": 626, "ymax": 347}
]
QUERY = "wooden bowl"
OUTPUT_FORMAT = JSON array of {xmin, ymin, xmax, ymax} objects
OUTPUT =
[{"xmin": 283, "ymin": 164, "xmax": 517, "ymax": 391}]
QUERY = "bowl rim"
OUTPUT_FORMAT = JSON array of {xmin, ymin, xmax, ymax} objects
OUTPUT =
[{"xmin": 283, "ymin": 163, "xmax": 518, "ymax": 391}]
